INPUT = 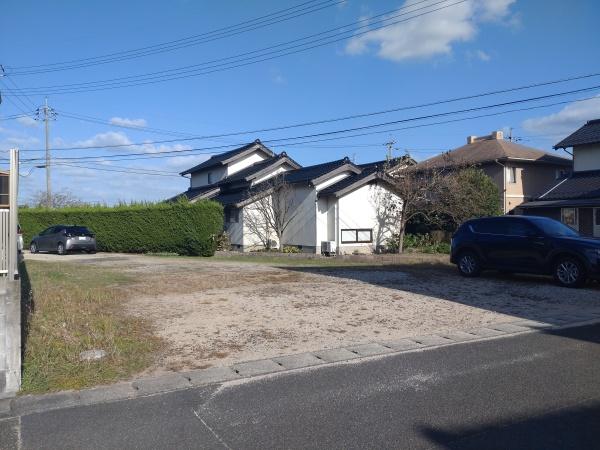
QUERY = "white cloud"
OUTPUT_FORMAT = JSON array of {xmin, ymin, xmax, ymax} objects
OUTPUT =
[
  {"xmin": 16, "ymin": 116, "xmax": 39, "ymax": 128},
  {"xmin": 345, "ymin": 0, "xmax": 516, "ymax": 62},
  {"xmin": 5, "ymin": 136, "xmax": 40, "ymax": 146},
  {"xmin": 522, "ymin": 96, "xmax": 600, "ymax": 135},
  {"xmin": 73, "ymin": 131, "xmax": 132, "ymax": 149},
  {"xmin": 475, "ymin": 49, "xmax": 491, "ymax": 61},
  {"xmin": 109, "ymin": 117, "xmax": 148, "ymax": 128}
]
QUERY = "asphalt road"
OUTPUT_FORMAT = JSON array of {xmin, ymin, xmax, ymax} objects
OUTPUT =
[{"xmin": 3, "ymin": 324, "xmax": 600, "ymax": 449}]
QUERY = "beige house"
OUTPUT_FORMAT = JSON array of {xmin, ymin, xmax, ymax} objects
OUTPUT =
[
  {"xmin": 416, "ymin": 131, "xmax": 572, "ymax": 213},
  {"xmin": 519, "ymin": 119, "xmax": 600, "ymax": 237}
]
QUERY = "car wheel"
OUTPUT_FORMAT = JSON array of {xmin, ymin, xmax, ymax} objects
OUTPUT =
[
  {"xmin": 554, "ymin": 256, "xmax": 586, "ymax": 288},
  {"xmin": 457, "ymin": 251, "xmax": 481, "ymax": 277},
  {"xmin": 30, "ymin": 242, "xmax": 38, "ymax": 254},
  {"xmin": 57, "ymin": 242, "xmax": 66, "ymax": 255}
]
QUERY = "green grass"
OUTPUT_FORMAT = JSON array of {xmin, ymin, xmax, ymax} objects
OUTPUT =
[{"xmin": 20, "ymin": 260, "xmax": 163, "ymax": 394}]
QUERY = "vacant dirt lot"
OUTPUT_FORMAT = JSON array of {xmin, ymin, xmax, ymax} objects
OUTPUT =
[{"xmin": 26, "ymin": 252, "xmax": 600, "ymax": 375}]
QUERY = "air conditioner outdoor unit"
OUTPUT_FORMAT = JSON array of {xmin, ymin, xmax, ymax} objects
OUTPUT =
[{"xmin": 321, "ymin": 241, "xmax": 337, "ymax": 256}]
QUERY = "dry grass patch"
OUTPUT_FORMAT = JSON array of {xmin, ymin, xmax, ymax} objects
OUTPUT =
[{"xmin": 20, "ymin": 260, "xmax": 163, "ymax": 394}]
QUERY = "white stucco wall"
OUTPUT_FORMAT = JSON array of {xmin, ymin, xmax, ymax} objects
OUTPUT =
[
  {"xmin": 226, "ymin": 151, "xmax": 269, "ymax": 177},
  {"xmin": 337, "ymin": 183, "xmax": 400, "ymax": 254},
  {"xmin": 191, "ymin": 166, "xmax": 227, "ymax": 188},
  {"xmin": 314, "ymin": 171, "xmax": 352, "ymax": 191},
  {"xmin": 574, "ymin": 144, "xmax": 600, "ymax": 172},
  {"xmin": 253, "ymin": 166, "xmax": 288, "ymax": 185}
]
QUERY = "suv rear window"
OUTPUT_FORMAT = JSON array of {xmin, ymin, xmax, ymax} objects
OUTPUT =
[{"xmin": 66, "ymin": 226, "xmax": 92, "ymax": 235}]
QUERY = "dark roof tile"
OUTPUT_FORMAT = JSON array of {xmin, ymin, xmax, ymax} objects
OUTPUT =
[
  {"xmin": 554, "ymin": 119, "xmax": 600, "ymax": 149},
  {"xmin": 180, "ymin": 140, "xmax": 274, "ymax": 175},
  {"xmin": 540, "ymin": 169, "xmax": 600, "ymax": 201}
]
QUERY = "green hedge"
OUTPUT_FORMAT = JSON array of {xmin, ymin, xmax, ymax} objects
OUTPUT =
[{"xmin": 19, "ymin": 200, "xmax": 224, "ymax": 256}]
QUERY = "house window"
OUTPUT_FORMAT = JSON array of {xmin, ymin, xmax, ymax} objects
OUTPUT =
[
  {"xmin": 0, "ymin": 174, "xmax": 8, "ymax": 207},
  {"xmin": 506, "ymin": 167, "xmax": 517, "ymax": 184},
  {"xmin": 341, "ymin": 228, "xmax": 373, "ymax": 244},
  {"xmin": 207, "ymin": 172, "xmax": 213, "ymax": 184},
  {"xmin": 555, "ymin": 169, "xmax": 569, "ymax": 180},
  {"xmin": 224, "ymin": 207, "xmax": 239, "ymax": 223},
  {"xmin": 596, "ymin": 208, "xmax": 600, "ymax": 227},
  {"xmin": 561, "ymin": 208, "xmax": 579, "ymax": 230}
]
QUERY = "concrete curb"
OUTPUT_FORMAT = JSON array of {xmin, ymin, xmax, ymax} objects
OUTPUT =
[{"xmin": 2, "ymin": 315, "xmax": 600, "ymax": 418}]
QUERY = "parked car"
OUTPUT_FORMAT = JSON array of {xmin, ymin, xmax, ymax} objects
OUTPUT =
[
  {"xmin": 451, "ymin": 215, "xmax": 600, "ymax": 288},
  {"xmin": 29, "ymin": 225, "xmax": 97, "ymax": 255}
]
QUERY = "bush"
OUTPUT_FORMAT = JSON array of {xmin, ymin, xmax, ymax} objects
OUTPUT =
[
  {"xmin": 386, "ymin": 233, "xmax": 451, "ymax": 254},
  {"xmin": 282, "ymin": 245, "xmax": 301, "ymax": 254},
  {"xmin": 19, "ymin": 199, "xmax": 223, "ymax": 256}
]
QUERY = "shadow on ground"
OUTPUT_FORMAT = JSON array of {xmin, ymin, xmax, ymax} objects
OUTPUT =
[
  {"xmin": 420, "ymin": 400, "xmax": 600, "ymax": 450},
  {"xmin": 281, "ymin": 262, "xmax": 600, "ymax": 329}
]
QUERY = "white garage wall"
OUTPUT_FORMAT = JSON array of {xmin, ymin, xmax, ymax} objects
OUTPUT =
[{"xmin": 337, "ymin": 184, "xmax": 400, "ymax": 254}]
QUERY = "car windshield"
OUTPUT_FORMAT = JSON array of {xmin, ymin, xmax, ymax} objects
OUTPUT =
[
  {"xmin": 66, "ymin": 226, "xmax": 92, "ymax": 235},
  {"xmin": 530, "ymin": 218, "xmax": 579, "ymax": 237}
]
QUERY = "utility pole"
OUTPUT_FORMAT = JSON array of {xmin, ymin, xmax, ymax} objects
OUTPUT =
[
  {"xmin": 384, "ymin": 139, "xmax": 396, "ymax": 161},
  {"xmin": 36, "ymin": 98, "xmax": 56, "ymax": 207}
]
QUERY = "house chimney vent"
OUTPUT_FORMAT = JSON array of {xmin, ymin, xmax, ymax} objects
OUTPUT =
[
  {"xmin": 467, "ymin": 135, "xmax": 477, "ymax": 144},
  {"xmin": 492, "ymin": 130, "xmax": 503, "ymax": 140}
]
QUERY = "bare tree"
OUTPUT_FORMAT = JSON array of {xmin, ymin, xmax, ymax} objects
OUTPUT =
[
  {"xmin": 246, "ymin": 174, "xmax": 298, "ymax": 251},
  {"xmin": 384, "ymin": 166, "xmax": 449, "ymax": 253},
  {"xmin": 29, "ymin": 189, "xmax": 86, "ymax": 208},
  {"xmin": 243, "ymin": 204, "xmax": 274, "ymax": 249}
]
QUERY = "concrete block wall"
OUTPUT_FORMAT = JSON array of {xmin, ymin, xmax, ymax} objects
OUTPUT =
[{"xmin": 0, "ymin": 278, "xmax": 20, "ymax": 398}]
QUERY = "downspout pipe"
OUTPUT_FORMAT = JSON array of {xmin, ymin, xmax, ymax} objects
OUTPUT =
[{"xmin": 494, "ymin": 159, "xmax": 506, "ymax": 214}]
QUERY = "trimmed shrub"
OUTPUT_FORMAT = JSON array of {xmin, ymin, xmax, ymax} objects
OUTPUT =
[{"xmin": 19, "ymin": 199, "xmax": 223, "ymax": 256}]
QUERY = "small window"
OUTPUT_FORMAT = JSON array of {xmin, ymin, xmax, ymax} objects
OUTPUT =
[
  {"xmin": 341, "ymin": 229, "xmax": 373, "ymax": 244},
  {"xmin": 207, "ymin": 172, "xmax": 213, "ymax": 184},
  {"xmin": 0, "ymin": 174, "xmax": 8, "ymax": 206},
  {"xmin": 594, "ymin": 208, "xmax": 600, "ymax": 226},
  {"xmin": 506, "ymin": 167, "xmax": 517, "ymax": 184},
  {"xmin": 555, "ymin": 169, "xmax": 568, "ymax": 180},
  {"xmin": 224, "ymin": 207, "xmax": 239, "ymax": 223},
  {"xmin": 561, "ymin": 208, "xmax": 578, "ymax": 230}
]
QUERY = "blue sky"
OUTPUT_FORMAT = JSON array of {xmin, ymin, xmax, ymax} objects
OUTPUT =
[{"xmin": 1, "ymin": 0, "xmax": 599, "ymax": 204}]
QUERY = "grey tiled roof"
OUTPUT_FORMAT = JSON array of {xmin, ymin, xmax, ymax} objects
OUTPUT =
[
  {"xmin": 417, "ymin": 138, "xmax": 571, "ymax": 169},
  {"xmin": 519, "ymin": 198, "xmax": 600, "ymax": 208},
  {"xmin": 180, "ymin": 140, "xmax": 274, "ymax": 175},
  {"xmin": 554, "ymin": 119, "xmax": 600, "ymax": 149},
  {"xmin": 283, "ymin": 158, "xmax": 358, "ymax": 184},
  {"xmin": 168, "ymin": 184, "xmax": 219, "ymax": 202},
  {"xmin": 540, "ymin": 169, "xmax": 600, "ymax": 201}
]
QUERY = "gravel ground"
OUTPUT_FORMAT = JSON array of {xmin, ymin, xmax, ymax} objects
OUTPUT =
[{"xmin": 25, "ymin": 251, "xmax": 600, "ymax": 374}]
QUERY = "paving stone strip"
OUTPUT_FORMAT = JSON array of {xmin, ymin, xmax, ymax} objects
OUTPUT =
[{"xmin": 2, "ymin": 315, "xmax": 600, "ymax": 418}]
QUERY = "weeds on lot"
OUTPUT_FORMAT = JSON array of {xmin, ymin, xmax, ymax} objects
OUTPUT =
[{"xmin": 20, "ymin": 260, "xmax": 163, "ymax": 394}]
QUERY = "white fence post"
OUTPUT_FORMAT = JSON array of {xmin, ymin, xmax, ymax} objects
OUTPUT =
[
  {"xmin": 1, "ymin": 148, "xmax": 21, "ymax": 395},
  {"xmin": 8, "ymin": 149, "xmax": 19, "ymax": 280}
]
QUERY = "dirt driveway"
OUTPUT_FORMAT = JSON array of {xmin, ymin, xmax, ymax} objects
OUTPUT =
[{"xmin": 26, "ymin": 252, "xmax": 600, "ymax": 375}]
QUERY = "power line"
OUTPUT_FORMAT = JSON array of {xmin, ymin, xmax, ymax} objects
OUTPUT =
[
  {"xmin": 5, "ymin": 0, "xmax": 342, "ymax": 75},
  {"xmin": 14, "ymin": 94, "xmax": 592, "ymax": 165},
  {"xmin": 2, "ymin": 0, "xmax": 466, "ymax": 95},
  {"xmin": 52, "ymin": 162, "xmax": 182, "ymax": 177},
  {"xmin": 12, "ymin": 82, "xmax": 600, "ymax": 153}
]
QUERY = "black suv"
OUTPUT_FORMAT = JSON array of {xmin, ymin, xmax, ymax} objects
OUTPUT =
[{"xmin": 451, "ymin": 215, "xmax": 600, "ymax": 288}]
